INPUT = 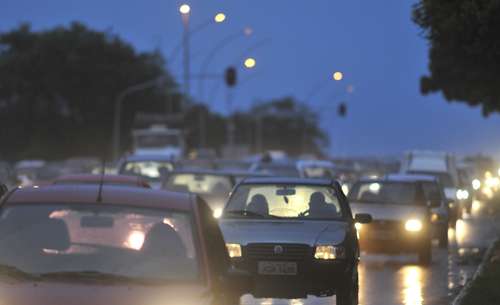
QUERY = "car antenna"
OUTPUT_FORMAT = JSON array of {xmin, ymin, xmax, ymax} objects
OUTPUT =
[{"xmin": 96, "ymin": 159, "xmax": 105, "ymax": 203}]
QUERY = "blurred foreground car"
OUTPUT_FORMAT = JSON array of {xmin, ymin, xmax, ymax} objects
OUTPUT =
[
  {"xmin": 53, "ymin": 174, "xmax": 151, "ymax": 188},
  {"xmin": 348, "ymin": 176, "xmax": 434, "ymax": 264},
  {"xmin": 118, "ymin": 154, "xmax": 175, "ymax": 189},
  {"xmin": 219, "ymin": 177, "xmax": 371, "ymax": 304},
  {"xmin": 0, "ymin": 185, "xmax": 251, "ymax": 305}
]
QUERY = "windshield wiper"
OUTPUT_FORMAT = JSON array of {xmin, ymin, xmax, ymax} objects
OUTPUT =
[
  {"xmin": 225, "ymin": 210, "xmax": 282, "ymax": 219},
  {"xmin": 38, "ymin": 271, "xmax": 158, "ymax": 284},
  {"xmin": 0, "ymin": 264, "xmax": 39, "ymax": 281}
]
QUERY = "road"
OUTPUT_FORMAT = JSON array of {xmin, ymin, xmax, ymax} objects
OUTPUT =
[{"xmin": 241, "ymin": 200, "xmax": 499, "ymax": 305}]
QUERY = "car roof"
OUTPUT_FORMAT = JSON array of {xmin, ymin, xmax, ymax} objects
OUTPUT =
[
  {"xmin": 169, "ymin": 169, "xmax": 269, "ymax": 177},
  {"xmin": 358, "ymin": 174, "xmax": 437, "ymax": 183},
  {"xmin": 122, "ymin": 155, "xmax": 175, "ymax": 162},
  {"xmin": 5, "ymin": 185, "xmax": 193, "ymax": 211},
  {"xmin": 240, "ymin": 177, "xmax": 335, "ymax": 186},
  {"xmin": 386, "ymin": 174, "xmax": 438, "ymax": 182},
  {"xmin": 54, "ymin": 174, "xmax": 148, "ymax": 185}
]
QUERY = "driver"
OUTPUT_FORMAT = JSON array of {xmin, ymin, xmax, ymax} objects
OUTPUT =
[
  {"xmin": 247, "ymin": 194, "xmax": 269, "ymax": 216},
  {"xmin": 308, "ymin": 192, "xmax": 337, "ymax": 218}
]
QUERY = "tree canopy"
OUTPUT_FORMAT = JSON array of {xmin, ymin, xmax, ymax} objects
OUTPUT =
[
  {"xmin": 413, "ymin": 0, "xmax": 500, "ymax": 116},
  {"xmin": 0, "ymin": 23, "xmax": 328, "ymax": 160},
  {"xmin": 0, "ymin": 22, "xmax": 179, "ymax": 160}
]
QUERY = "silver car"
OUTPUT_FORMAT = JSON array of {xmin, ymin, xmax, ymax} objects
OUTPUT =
[
  {"xmin": 348, "ymin": 176, "xmax": 435, "ymax": 264},
  {"xmin": 219, "ymin": 177, "xmax": 371, "ymax": 304}
]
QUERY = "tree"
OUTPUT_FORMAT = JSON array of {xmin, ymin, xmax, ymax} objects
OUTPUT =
[
  {"xmin": 413, "ymin": 0, "xmax": 500, "ymax": 116},
  {"xmin": 0, "ymin": 22, "xmax": 180, "ymax": 160},
  {"xmin": 239, "ymin": 97, "xmax": 329, "ymax": 156}
]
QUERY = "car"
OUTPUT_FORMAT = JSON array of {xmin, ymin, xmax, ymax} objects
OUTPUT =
[
  {"xmin": 53, "ymin": 174, "xmax": 151, "ymax": 188},
  {"xmin": 219, "ymin": 177, "xmax": 371, "ymax": 304},
  {"xmin": 0, "ymin": 184, "xmax": 251, "ymax": 305},
  {"xmin": 250, "ymin": 161, "xmax": 301, "ymax": 178},
  {"xmin": 296, "ymin": 160, "xmax": 336, "ymax": 179},
  {"xmin": 163, "ymin": 169, "xmax": 270, "ymax": 218},
  {"xmin": 117, "ymin": 154, "xmax": 175, "ymax": 189},
  {"xmin": 386, "ymin": 174, "xmax": 450, "ymax": 247},
  {"xmin": 348, "ymin": 176, "xmax": 435, "ymax": 264}
]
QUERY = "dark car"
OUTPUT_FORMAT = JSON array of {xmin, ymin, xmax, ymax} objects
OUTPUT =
[
  {"xmin": 0, "ymin": 185, "xmax": 251, "ymax": 305},
  {"xmin": 53, "ymin": 174, "xmax": 151, "ymax": 188},
  {"xmin": 348, "ymin": 176, "xmax": 437, "ymax": 264},
  {"xmin": 219, "ymin": 177, "xmax": 371, "ymax": 304}
]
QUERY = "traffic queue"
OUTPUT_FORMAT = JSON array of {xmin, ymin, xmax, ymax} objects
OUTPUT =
[{"xmin": 0, "ymin": 150, "xmax": 492, "ymax": 305}]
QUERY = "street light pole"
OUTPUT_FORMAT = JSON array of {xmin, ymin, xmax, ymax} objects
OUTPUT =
[
  {"xmin": 112, "ymin": 78, "xmax": 169, "ymax": 161},
  {"xmin": 180, "ymin": 4, "xmax": 191, "ymax": 97}
]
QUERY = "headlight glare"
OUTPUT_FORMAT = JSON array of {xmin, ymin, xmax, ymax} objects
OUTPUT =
[
  {"xmin": 314, "ymin": 245, "xmax": 345, "ymax": 260},
  {"xmin": 213, "ymin": 207, "xmax": 223, "ymax": 218},
  {"xmin": 226, "ymin": 243, "xmax": 242, "ymax": 258},
  {"xmin": 405, "ymin": 219, "xmax": 423, "ymax": 232}
]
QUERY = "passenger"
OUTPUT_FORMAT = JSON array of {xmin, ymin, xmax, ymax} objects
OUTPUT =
[
  {"xmin": 308, "ymin": 192, "xmax": 337, "ymax": 218},
  {"xmin": 142, "ymin": 223, "xmax": 187, "ymax": 259},
  {"xmin": 247, "ymin": 194, "xmax": 269, "ymax": 216}
]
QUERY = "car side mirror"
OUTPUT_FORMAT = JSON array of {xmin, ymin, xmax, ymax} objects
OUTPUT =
[
  {"xmin": 354, "ymin": 213, "xmax": 372, "ymax": 224},
  {"xmin": 224, "ymin": 267, "xmax": 253, "ymax": 296},
  {"xmin": 0, "ymin": 184, "xmax": 7, "ymax": 198}
]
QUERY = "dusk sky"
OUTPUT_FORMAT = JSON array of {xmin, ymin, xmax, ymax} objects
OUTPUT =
[{"xmin": 3, "ymin": 0, "xmax": 500, "ymax": 158}]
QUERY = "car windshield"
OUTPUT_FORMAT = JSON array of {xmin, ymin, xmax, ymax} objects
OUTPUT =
[
  {"xmin": 255, "ymin": 164, "xmax": 301, "ymax": 177},
  {"xmin": 406, "ymin": 171, "xmax": 454, "ymax": 188},
  {"xmin": 120, "ymin": 161, "xmax": 173, "ymax": 181},
  {"xmin": 164, "ymin": 173, "xmax": 232, "ymax": 195},
  {"xmin": 348, "ymin": 181, "xmax": 421, "ymax": 206},
  {"xmin": 0, "ymin": 204, "xmax": 198, "ymax": 283},
  {"xmin": 224, "ymin": 184, "xmax": 344, "ymax": 220},
  {"xmin": 135, "ymin": 134, "xmax": 180, "ymax": 148}
]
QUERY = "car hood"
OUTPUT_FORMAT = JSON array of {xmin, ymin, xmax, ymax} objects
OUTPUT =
[
  {"xmin": 350, "ymin": 202, "xmax": 428, "ymax": 221},
  {"xmin": 219, "ymin": 219, "xmax": 347, "ymax": 246},
  {"xmin": 0, "ymin": 281, "xmax": 211, "ymax": 305}
]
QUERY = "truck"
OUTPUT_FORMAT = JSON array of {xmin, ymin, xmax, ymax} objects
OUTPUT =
[{"xmin": 132, "ymin": 125, "xmax": 185, "ymax": 160}]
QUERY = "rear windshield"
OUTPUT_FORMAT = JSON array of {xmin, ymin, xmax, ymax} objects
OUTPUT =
[
  {"xmin": 164, "ymin": 173, "xmax": 233, "ymax": 195},
  {"xmin": 348, "ymin": 181, "xmax": 422, "ymax": 206},
  {"xmin": 406, "ymin": 171, "xmax": 454, "ymax": 188}
]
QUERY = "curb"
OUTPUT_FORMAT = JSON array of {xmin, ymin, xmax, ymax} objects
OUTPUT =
[{"xmin": 451, "ymin": 238, "xmax": 500, "ymax": 305}]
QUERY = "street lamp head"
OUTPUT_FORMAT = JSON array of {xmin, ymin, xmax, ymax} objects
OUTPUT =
[
  {"xmin": 333, "ymin": 71, "xmax": 343, "ymax": 81},
  {"xmin": 244, "ymin": 57, "xmax": 256, "ymax": 69},
  {"xmin": 179, "ymin": 4, "xmax": 191, "ymax": 15},
  {"xmin": 214, "ymin": 13, "xmax": 226, "ymax": 23},
  {"xmin": 243, "ymin": 27, "xmax": 253, "ymax": 36}
]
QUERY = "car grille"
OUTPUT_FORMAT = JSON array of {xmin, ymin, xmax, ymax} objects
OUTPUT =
[{"xmin": 245, "ymin": 243, "xmax": 311, "ymax": 261}]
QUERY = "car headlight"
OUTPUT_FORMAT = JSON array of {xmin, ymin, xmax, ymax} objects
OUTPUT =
[
  {"xmin": 314, "ymin": 245, "xmax": 345, "ymax": 260},
  {"xmin": 354, "ymin": 222, "xmax": 362, "ymax": 230},
  {"xmin": 456, "ymin": 189, "xmax": 470, "ymax": 200},
  {"xmin": 405, "ymin": 219, "xmax": 423, "ymax": 232},
  {"xmin": 226, "ymin": 243, "xmax": 242, "ymax": 258},
  {"xmin": 213, "ymin": 207, "xmax": 223, "ymax": 218},
  {"xmin": 430, "ymin": 213, "xmax": 440, "ymax": 223}
]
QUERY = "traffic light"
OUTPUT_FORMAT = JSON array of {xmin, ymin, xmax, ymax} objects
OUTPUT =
[
  {"xmin": 225, "ymin": 66, "xmax": 237, "ymax": 87},
  {"xmin": 338, "ymin": 102, "xmax": 347, "ymax": 117}
]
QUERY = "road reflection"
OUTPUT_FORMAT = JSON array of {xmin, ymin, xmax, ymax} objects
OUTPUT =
[{"xmin": 401, "ymin": 266, "xmax": 423, "ymax": 305}]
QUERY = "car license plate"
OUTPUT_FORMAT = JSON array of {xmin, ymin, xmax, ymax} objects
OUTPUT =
[{"xmin": 258, "ymin": 261, "xmax": 297, "ymax": 275}]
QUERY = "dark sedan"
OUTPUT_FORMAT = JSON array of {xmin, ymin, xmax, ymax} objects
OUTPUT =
[{"xmin": 219, "ymin": 177, "xmax": 371, "ymax": 304}]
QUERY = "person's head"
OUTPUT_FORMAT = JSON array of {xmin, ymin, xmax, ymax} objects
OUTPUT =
[
  {"xmin": 309, "ymin": 192, "xmax": 326, "ymax": 210},
  {"xmin": 248, "ymin": 194, "xmax": 269, "ymax": 215},
  {"xmin": 142, "ymin": 223, "xmax": 186, "ymax": 258}
]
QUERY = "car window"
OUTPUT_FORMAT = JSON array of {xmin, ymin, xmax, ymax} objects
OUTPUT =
[
  {"xmin": 406, "ymin": 171, "xmax": 454, "ymax": 188},
  {"xmin": 120, "ymin": 161, "xmax": 173, "ymax": 181},
  {"xmin": 422, "ymin": 182, "xmax": 442, "ymax": 201},
  {"xmin": 164, "ymin": 174, "xmax": 232, "ymax": 195},
  {"xmin": 0, "ymin": 204, "xmax": 198, "ymax": 282},
  {"xmin": 349, "ymin": 182, "xmax": 421, "ymax": 206},
  {"xmin": 225, "ymin": 184, "xmax": 343, "ymax": 220}
]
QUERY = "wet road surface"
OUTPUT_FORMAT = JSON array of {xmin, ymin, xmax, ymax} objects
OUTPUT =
[{"xmin": 241, "ymin": 201, "xmax": 498, "ymax": 305}]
